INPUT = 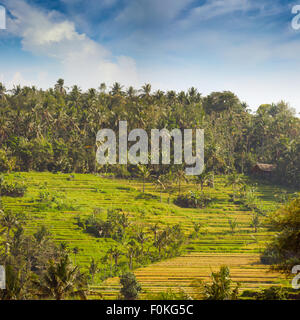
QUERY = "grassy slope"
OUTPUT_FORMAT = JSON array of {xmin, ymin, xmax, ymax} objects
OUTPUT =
[{"xmin": 1, "ymin": 172, "xmax": 294, "ymax": 298}]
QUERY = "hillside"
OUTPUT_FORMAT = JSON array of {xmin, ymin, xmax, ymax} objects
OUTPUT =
[{"xmin": 1, "ymin": 171, "xmax": 294, "ymax": 298}]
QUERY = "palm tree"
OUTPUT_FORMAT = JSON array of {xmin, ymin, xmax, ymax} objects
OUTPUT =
[
  {"xmin": 0, "ymin": 264, "xmax": 24, "ymax": 300},
  {"xmin": 89, "ymin": 258, "xmax": 100, "ymax": 284},
  {"xmin": 250, "ymin": 214, "xmax": 260, "ymax": 233},
  {"xmin": 193, "ymin": 265, "xmax": 240, "ymax": 300},
  {"xmin": 110, "ymin": 82, "xmax": 123, "ymax": 96},
  {"xmin": 33, "ymin": 225, "xmax": 51, "ymax": 246},
  {"xmin": 153, "ymin": 174, "xmax": 166, "ymax": 203},
  {"xmin": 178, "ymin": 91, "xmax": 186, "ymax": 104},
  {"xmin": 33, "ymin": 255, "xmax": 87, "ymax": 300},
  {"xmin": 0, "ymin": 83, "xmax": 7, "ymax": 101},
  {"xmin": 194, "ymin": 169, "xmax": 211, "ymax": 192},
  {"xmin": 149, "ymin": 223, "xmax": 159, "ymax": 242},
  {"xmin": 193, "ymin": 222, "xmax": 202, "ymax": 238},
  {"xmin": 166, "ymin": 90, "xmax": 177, "ymax": 103},
  {"xmin": 135, "ymin": 229, "xmax": 148, "ymax": 254},
  {"xmin": 155, "ymin": 230, "xmax": 168, "ymax": 258},
  {"xmin": 111, "ymin": 246, "xmax": 123, "ymax": 267},
  {"xmin": 225, "ymin": 173, "xmax": 244, "ymax": 200},
  {"xmin": 106, "ymin": 247, "xmax": 114, "ymax": 276},
  {"xmin": 153, "ymin": 90, "xmax": 164, "ymax": 102},
  {"xmin": 140, "ymin": 83, "xmax": 151, "ymax": 99},
  {"xmin": 127, "ymin": 86, "xmax": 137, "ymax": 98},
  {"xmin": 0, "ymin": 210, "xmax": 20, "ymax": 256},
  {"xmin": 174, "ymin": 166, "xmax": 188, "ymax": 195},
  {"xmin": 137, "ymin": 165, "xmax": 151, "ymax": 193},
  {"xmin": 125, "ymin": 239, "xmax": 138, "ymax": 270},
  {"xmin": 59, "ymin": 241, "xmax": 69, "ymax": 254},
  {"xmin": 228, "ymin": 217, "xmax": 238, "ymax": 234},
  {"xmin": 225, "ymin": 173, "xmax": 244, "ymax": 192},
  {"xmin": 54, "ymin": 79, "xmax": 66, "ymax": 95},
  {"xmin": 72, "ymin": 247, "xmax": 80, "ymax": 265},
  {"xmin": 99, "ymin": 82, "xmax": 107, "ymax": 93}
]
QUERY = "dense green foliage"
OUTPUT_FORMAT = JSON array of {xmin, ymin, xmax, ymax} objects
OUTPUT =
[
  {"xmin": 192, "ymin": 265, "xmax": 240, "ymax": 300},
  {"xmin": 0, "ymin": 175, "xmax": 27, "ymax": 197},
  {"xmin": 0, "ymin": 75, "xmax": 298, "ymax": 300},
  {"xmin": 241, "ymin": 286, "xmax": 289, "ymax": 300},
  {"xmin": 174, "ymin": 191, "xmax": 212, "ymax": 208},
  {"xmin": 261, "ymin": 195, "xmax": 300, "ymax": 272},
  {"xmin": 0, "ymin": 80, "xmax": 299, "ymax": 187},
  {"xmin": 0, "ymin": 209, "xmax": 87, "ymax": 300},
  {"xmin": 119, "ymin": 272, "xmax": 141, "ymax": 300}
]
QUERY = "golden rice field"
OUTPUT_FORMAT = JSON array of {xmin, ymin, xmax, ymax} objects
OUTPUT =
[{"xmin": 96, "ymin": 253, "xmax": 287, "ymax": 299}]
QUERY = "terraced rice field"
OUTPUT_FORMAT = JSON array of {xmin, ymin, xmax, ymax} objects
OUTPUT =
[
  {"xmin": 99, "ymin": 253, "xmax": 286, "ymax": 299},
  {"xmin": 1, "ymin": 171, "xmax": 295, "ymax": 298}
]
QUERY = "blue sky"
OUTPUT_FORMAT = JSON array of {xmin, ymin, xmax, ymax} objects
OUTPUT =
[{"xmin": 0, "ymin": 0, "xmax": 300, "ymax": 113}]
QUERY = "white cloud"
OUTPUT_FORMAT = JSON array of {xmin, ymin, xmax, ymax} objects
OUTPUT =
[
  {"xmin": 8, "ymin": 71, "xmax": 31, "ymax": 87},
  {"xmin": 173, "ymin": 0, "xmax": 285, "ymax": 34},
  {"xmin": 1, "ymin": 0, "xmax": 299, "ymax": 114},
  {"xmin": 2, "ymin": 0, "xmax": 139, "ymax": 89}
]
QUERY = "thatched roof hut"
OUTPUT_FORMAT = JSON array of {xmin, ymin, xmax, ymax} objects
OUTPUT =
[{"xmin": 252, "ymin": 163, "xmax": 276, "ymax": 175}]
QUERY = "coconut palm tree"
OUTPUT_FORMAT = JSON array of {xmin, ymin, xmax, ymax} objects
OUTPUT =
[
  {"xmin": 194, "ymin": 169, "xmax": 211, "ymax": 192},
  {"xmin": 193, "ymin": 265, "xmax": 240, "ymax": 300},
  {"xmin": 140, "ymin": 83, "xmax": 151, "ymax": 99},
  {"xmin": 0, "ymin": 83, "xmax": 7, "ymax": 102},
  {"xmin": 72, "ymin": 246, "xmax": 80, "ymax": 265},
  {"xmin": 225, "ymin": 173, "xmax": 244, "ymax": 200},
  {"xmin": 125, "ymin": 239, "xmax": 138, "ymax": 270},
  {"xmin": 89, "ymin": 258, "xmax": 100, "ymax": 284},
  {"xmin": 250, "ymin": 214, "xmax": 260, "ymax": 233},
  {"xmin": 33, "ymin": 255, "xmax": 87, "ymax": 300},
  {"xmin": 153, "ymin": 174, "xmax": 166, "ymax": 203},
  {"xmin": 137, "ymin": 165, "xmax": 151, "ymax": 193},
  {"xmin": 135, "ymin": 229, "xmax": 148, "ymax": 254},
  {"xmin": 54, "ymin": 79, "xmax": 66, "ymax": 95},
  {"xmin": 228, "ymin": 217, "xmax": 238, "ymax": 234},
  {"xmin": 0, "ymin": 210, "xmax": 21, "ymax": 256},
  {"xmin": 149, "ymin": 223, "xmax": 159, "ymax": 242},
  {"xmin": 127, "ymin": 86, "xmax": 137, "ymax": 98},
  {"xmin": 99, "ymin": 82, "xmax": 107, "ymax": 93},
  {"xmin": 111, "ymin": 246, "xmax": 123, "ymax": 267},
  {"xmin": 173, "ymin": 166, "xmax": 188, "ymax": 195},
  {"xmin": 110, "ymin": 82, "xmax": 124, "ymax": 96}
]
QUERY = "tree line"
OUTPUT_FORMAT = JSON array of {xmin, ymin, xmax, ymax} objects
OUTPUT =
[{"xmin": 0, "ymin": 80, "xmax": 299, "ymax": 187}]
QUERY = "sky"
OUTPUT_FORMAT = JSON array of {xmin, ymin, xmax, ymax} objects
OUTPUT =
[{"xmin": 0, "ymin": 0, "xmax": 300, "ymax": 114}]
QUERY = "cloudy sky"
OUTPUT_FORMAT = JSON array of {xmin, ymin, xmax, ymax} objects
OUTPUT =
[{"xmin": 0, "ymin": 0, "xmax": 300, "ymax": 113}]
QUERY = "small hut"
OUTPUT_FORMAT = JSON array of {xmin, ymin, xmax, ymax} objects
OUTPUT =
[{"xmin": 252, "ymin": 163, "xmax": 276, "ymax": 177}]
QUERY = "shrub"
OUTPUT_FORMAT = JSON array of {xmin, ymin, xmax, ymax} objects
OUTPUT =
[
  {"xmin": 260, "ymin": 246, "xmax": 280, "ymax": 265},
  {"xmin": 0, "ymin": 149, "xmax": 16, "ymax": 173},
  {"xmin": 256, "ymin": 286, "xmax": 288, "ymax": 300},
  {"xmin": 260, "ymin": 196, "xmax": 300, "ymax": 273},
  {"xmin": 192, "ymin": 265, "xmax": 240, "ymax": 300},
  {"xmin": 174, "ymin": 191, "xmax": 212, "ymax": 208},
  {"xmin": 119, "ymin": 272, "xmax": 141, "ymax": 300},
  {"xmin": 83, "ymin": 209, "xmax": 129, "ymax": 240},
  {"xmin": 241, "ymin": 286, "xmax": 289, "ymax": 300},
  {"xmin": 0, "ymin": 179, "xmax": 27, "ymax": 197},
  {"xmin": 35, "ymin": 189, "xmax": 76, "ymax": 211}
]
